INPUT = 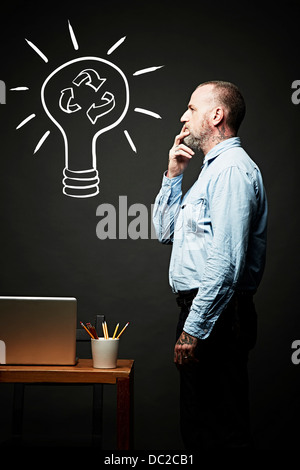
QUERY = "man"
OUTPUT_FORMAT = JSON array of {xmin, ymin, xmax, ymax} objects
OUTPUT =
[{"xmin": 153, "ymin": 81, "xmax": 267, "ymax": 449}]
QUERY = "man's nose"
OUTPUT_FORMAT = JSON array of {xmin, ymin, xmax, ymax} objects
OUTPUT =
[{"xmin": 180, "ymin": 110, "xmax": 189, "ymax": 122}]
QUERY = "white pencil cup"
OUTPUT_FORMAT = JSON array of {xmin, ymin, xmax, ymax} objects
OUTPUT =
[{"xmin": 91, "ymin": 338, "xmax": 119, "ymax": 368}]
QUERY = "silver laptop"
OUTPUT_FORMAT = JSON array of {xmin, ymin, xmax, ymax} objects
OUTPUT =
[{"xmin": 0, "ymin": 296, "xmax": 77, "ymax": 365}]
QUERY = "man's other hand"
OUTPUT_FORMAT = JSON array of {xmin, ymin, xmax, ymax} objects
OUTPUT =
[{"xmin": 174, "ymin": 331, "xmax": 198, "ymax": 365}]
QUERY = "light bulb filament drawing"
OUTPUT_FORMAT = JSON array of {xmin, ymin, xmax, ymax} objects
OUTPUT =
[
  {"xmin": 87, "ymin": 91, "xmax": 115, "ymax": 124},
  {"xmin": 59, "ymin": 87, "xmax": 82, "ymax": 114},
  {"xmin": 59, "ymin": 68, "xmax": 116, "ymax": 126},
  {"xmin": 72, "ymin": 69, "xmax": 106, "ymax": 92}
]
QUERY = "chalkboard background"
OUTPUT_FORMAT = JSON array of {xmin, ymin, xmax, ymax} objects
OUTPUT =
[{"xmin": 0, "ymin": 0, "xmax": 299, "ymax": 449}]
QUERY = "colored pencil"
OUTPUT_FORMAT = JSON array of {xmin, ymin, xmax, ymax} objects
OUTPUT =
[
  {"xmin": 89, "ymin": 326, "xmax": 99, "ymax": 339},
  {"xmin": 112, "ymin": 323, "xmax": 119, "ymax": 339},
  {"xmin": 102, "ymin": 322, "xmax": 109, "ymax": 339},
  {"xmin": 80, "ymin": 321, "xmax": 94, "ymax": 339},
  {"xmin": 86, "ymin": 322, "xmax": 99, "ymax": 339},
  {"xmin": 104, "ymin": 321, "xmax": 109, "ymax": 339},
  {"xmin": 116, "ymin": 322, "xmax": 129, "ymax": 339}
]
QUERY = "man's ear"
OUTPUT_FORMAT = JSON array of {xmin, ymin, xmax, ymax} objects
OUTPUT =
[{"xmin": 212, "ymin": 107, "xmax": 224, "ymax": 126}]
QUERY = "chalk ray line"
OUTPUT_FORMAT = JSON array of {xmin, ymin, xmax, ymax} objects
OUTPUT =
[
  {"xmin": 107, "ymin": 36, "xmax": 126, "ymax": 55},
  {"xmin": 34, "ymin": 130, "xmax": 50, "ymax": 154},
  {"xmin": 133, "ymin": 65, "xmax": 164, "ymax": 76},
  {"xmin": 124, "ymin": 130, "xmax": 137, "ymax": 153},
  {"xmin": 68, "ymin": 19, "xmax": 79, "ymax": 50},
  {"xmin": 10, "ymin": 87, "xmax": 29, "ymax": 91},
  {"xmin": 134, "ymin": 107, "xmax": 162, "ymax": 119},
  {"xmin": 25, "ymin": 38, "xmax": 48, "ymax": 63},
  {"xmin": 16, "ymin": 113, "xmax": 36, "ymax": 130}
]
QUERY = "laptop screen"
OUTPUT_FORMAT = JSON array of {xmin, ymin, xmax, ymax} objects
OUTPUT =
[{"xmin": 0, "ymin": 296, "xmax": 77, "ymax": 365}]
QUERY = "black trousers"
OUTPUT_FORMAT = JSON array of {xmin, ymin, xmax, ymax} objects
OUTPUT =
[{"xmin": 175, "ymin": 290, "xmax": 257, "ymax": 449}]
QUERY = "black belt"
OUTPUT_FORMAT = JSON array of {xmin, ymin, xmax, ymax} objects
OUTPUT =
[
  {"xmin": 177, "ymin": 288, "xmax": 199, "ymax": 297},
  {"xmin": 176, "ymin": 289, "xmax": 198, "ymax": 308},
  {"xmin": 176, "ymin": 288, "xmax": 255, "ymax": 308}
]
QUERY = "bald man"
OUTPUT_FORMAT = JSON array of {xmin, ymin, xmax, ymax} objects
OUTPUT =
[{"xmin": 153, "ymin": 81, "xmax": 268, "ymax": 449}]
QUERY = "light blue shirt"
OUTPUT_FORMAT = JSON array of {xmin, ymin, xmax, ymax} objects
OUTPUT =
[{"xmin": 153, "ymin": 137, "xmax": 268, "ymax": 339}]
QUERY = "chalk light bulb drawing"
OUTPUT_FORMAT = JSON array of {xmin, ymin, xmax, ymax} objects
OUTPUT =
[
  {"xmin": 41, "ymin": 57, "xmax": 129, "ymax": 198},
  {"xmin": 12, "ymin": 22, "xmax": 164, "ymax": 198}
]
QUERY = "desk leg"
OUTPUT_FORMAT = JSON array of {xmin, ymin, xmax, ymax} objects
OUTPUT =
[
  {"xmin": 92, "ymin": 384, "xmax": 103, "ymax": 448},
  {"xmin": 12, "ymin": 384, "xmax": 24, "ymax": 444},
  {"xmin": 116, "ymin": 374, "xmax": 134, "ymax": 450}
]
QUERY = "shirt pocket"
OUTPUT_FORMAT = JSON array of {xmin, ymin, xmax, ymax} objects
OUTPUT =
[{"xmin": 184, "ymin": 197, "xmax": 207, "ymax": 234}]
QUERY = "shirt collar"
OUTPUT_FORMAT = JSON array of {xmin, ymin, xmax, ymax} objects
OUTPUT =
[{"xmin": 203, "ymin": 137, "xmax": 241, "ymax": 165}]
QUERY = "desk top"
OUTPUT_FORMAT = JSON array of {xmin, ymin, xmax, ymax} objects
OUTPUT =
[{"xmin": 0, "ymin": 359, "xmax": 134, "ymax": 384}]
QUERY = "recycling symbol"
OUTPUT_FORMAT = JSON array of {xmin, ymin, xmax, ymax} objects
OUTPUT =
[{"xmin": 59, "ymin": 68, "xmax": 115, "ymax": 124}]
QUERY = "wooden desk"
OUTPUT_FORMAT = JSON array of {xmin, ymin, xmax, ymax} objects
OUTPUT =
[{"xmin": 0, "ymin": 359, "xmax": 134, "ymax": 449}]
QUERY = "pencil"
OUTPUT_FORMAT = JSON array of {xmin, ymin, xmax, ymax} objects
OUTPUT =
[
  {"xmin": 86, "ymin": 322, "xmax": 99, "ymax": 339},
  {"xmin": 80, "ymin": 321, "xmax": 94, "ymax": 339},
  {"xmin": 102, "ymin": 322, "xmax": 109, "ymax": 339},
  {"xmin": 112, "ymin": 323, "xmax": 119, "ymax": 339},
  {"xmin": 89, "ymin": 326, "xmax": 99, "ymax": 339},
  {"xmin": 116, "ymin": 322, "xmax": 129, "ymax": 339},
  {"xmin": 104, "ymin": 321, "xmax": 109, "ymax": 339}
]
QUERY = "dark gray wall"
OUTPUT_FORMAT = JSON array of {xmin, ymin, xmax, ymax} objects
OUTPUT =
[{"xmin": 0, "ymin": 0, "xmax": 299, "ymax": 449}]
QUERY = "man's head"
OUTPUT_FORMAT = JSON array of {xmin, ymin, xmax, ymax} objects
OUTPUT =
[{"xmin": 181, "ymin": 80, "xmax": 246, "ymax": 154}]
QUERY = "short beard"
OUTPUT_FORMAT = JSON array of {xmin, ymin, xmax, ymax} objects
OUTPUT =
[
  {"xmin": 183, "ymin": 130, "xmax": 212, "ymax": 154},
  {"xmin": 183, "ymin": 134, "xmax": 202, "ymax": 152},
  {"xmin": 183, "ymin": 116, "xmax": 213, "ymax": 154}
]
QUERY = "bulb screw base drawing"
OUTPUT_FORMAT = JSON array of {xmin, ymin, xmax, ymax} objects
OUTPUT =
[{"xmin": 62, "ymin": 167, "xmax": 100, "ymax": 198}]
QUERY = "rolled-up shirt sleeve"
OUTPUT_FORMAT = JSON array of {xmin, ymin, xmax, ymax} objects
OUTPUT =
[{"xmin": 184, "ymin": 166, "xmax": 256, "ymax": 339}]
